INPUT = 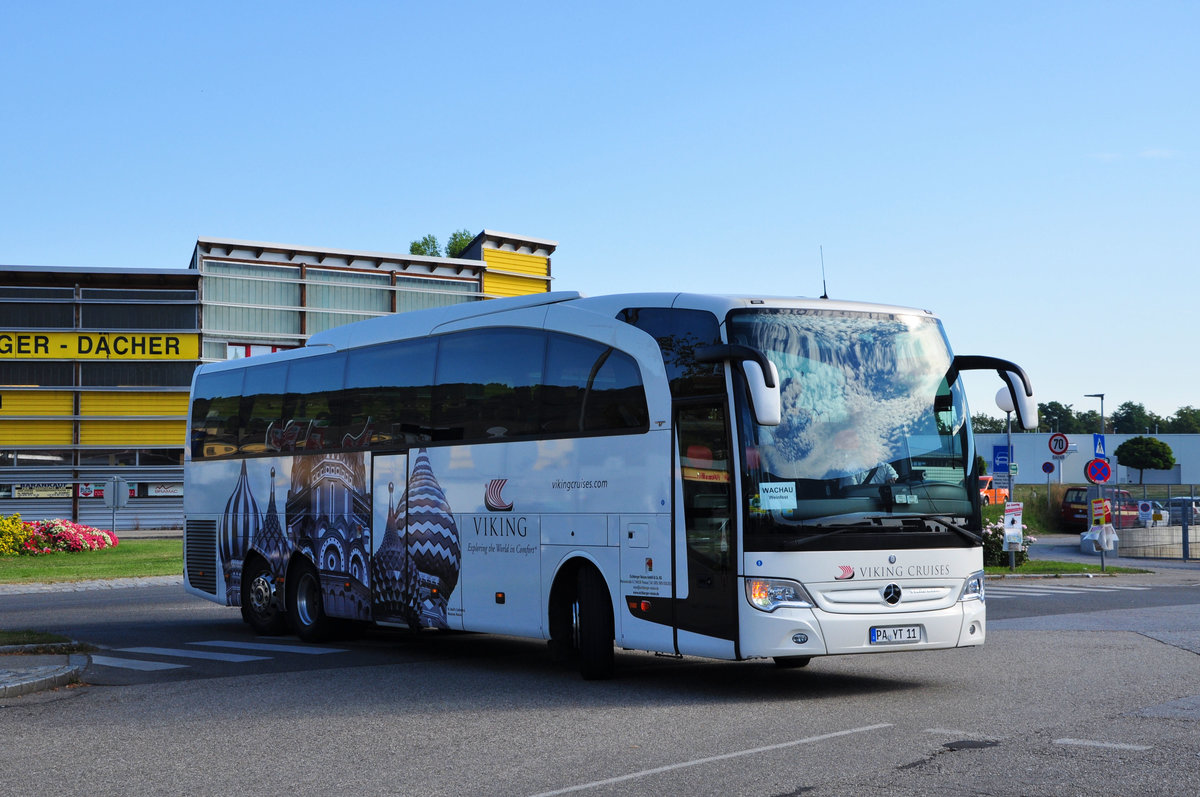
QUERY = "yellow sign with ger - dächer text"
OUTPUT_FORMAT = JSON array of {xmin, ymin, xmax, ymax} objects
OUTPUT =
[{"xmin": 0, "ymin": 332, "xmax": 198, "ymax": 360}]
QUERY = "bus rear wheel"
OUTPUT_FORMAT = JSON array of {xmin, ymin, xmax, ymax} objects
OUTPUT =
[
  {"xmin": 286, "ymin": 562, "xmax": 330, "ymax": 642},
  {"xmin": 241, "ymin": 557, "xmax": 286, "ymax": 635}
]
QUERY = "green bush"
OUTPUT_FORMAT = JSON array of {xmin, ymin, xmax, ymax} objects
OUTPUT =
[{"xmin": 981, "ymin": 520, "xmax": 1033, "ymax": 567}]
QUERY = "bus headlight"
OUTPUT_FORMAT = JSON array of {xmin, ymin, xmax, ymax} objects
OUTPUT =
[
  {"xmin": 959, "ymin": 570, "xmax": 985, "ymax": 603},
  {"xmin": 746, "ymin": 578, "xmax": 815, "ymax": 612}
]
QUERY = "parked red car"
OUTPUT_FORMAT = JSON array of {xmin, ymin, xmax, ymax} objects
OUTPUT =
[{"xmin": 1060, "ymin": 487, "xmax": 1139, "ymax": 531}]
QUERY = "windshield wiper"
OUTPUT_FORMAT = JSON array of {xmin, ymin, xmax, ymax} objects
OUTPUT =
[
  {"xmin": 922, "ymin": 515, "xmax": 982, "ymax": 544},
  {"xmin": 783, "ymin": 513, "xmax": 980, "ymax": 547}
]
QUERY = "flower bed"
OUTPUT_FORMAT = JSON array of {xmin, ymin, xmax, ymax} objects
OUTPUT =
[{"xmin": 0, "ymin": 514, "xmax": 119, "ymax": 556}]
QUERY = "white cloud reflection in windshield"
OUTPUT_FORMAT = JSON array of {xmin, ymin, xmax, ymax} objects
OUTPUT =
[{"xmin": 732, "ymin": 310, "xmax": 958, "ymax": 482}]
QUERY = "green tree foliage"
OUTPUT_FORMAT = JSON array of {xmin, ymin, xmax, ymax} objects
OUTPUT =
[
  {"xmin": 1110, "ymin": 401, "xmax": 1167, "ymax": 435},
  {"xmin": 978, "ymin": 400, "xmax": 1200, "ymax": 435},
  {"xmin": 409, "ymin": 234, "xmax": 441, "ymax": 257},
  {"xmin": 1038, "ymin": 401, "xmax": 1083, "ymax": 433},
  {"xmin": 971, "ymin": 413, "xmax": 1005, "ymax": 433},
  {"xmin": 1169, "ymin": 406, "xmax": 1200, "ymax": 434},
  {"xmin": 445, "ymin": 229, "xmax": 474, "ymax": 258},
  {"xmin": 1113, "ymin": 436, "xmax": 1176, "ymax": 483}
]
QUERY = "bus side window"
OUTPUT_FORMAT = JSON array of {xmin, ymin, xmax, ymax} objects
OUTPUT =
[
  {"xmin": 582, "ymin": 348, "xmax": 648, "ymax": 432},
  {"xmin": 239, "ymin": 362, "xmax": 287, "ymax": 454},
  {"xmin": 345, "ymin": 339, "xmax": 436, "ymax": 447},
  {"xmin": 192, "ymin": 369, "xmax": 244, "ymax": 459},
  {"xmin": 286, "ymin": 352, "xmax": 347, "ymax": 451},
  {"xmin": 434, "ymin": 329, "xmax": 545, "ymax": 442}
]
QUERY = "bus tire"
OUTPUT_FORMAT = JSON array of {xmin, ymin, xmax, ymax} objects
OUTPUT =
[
  {"xmin": 576, "ymin": 566, "xmax": 615, "ymax": 680},
  {"xmin": 241, "ymin": 556, "xmax": 287, "ymax": 635},
  {"xmin": 772, "ymin": 656, "xmax": 811, "ymax": 669},
  {"xmin": 286, "ymin": 561, "xmax": 330, "ymax": 642}
]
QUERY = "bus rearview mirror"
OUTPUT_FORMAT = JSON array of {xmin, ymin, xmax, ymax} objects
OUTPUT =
[{"xmin": 743, "ymin": 360, "xmax": 781, "ymax": 426}]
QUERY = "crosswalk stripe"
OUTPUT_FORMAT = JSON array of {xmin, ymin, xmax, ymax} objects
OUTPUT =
[
  {"xmin": 190, "ymin": 640, "xmax": 347, "ymax": 655},
  {"xmin": 988, "ymin": 584, "xmax": 1151, "ymax": 593},
  {"xmin": 90, "ymin": 655, "xmax": 188, "ymax": 671},
  {"xmin": 117, "ymin": 646, "xmax": 269, "ymax": 663}
]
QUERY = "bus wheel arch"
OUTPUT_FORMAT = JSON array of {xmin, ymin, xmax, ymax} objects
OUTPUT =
[
  {"xmin": 285, "ymin": 555, "xmax": 330, "ymax": 642},
  {"xmin": 241, "ymin": 553, "xmax": 287, "ymax": 635}
]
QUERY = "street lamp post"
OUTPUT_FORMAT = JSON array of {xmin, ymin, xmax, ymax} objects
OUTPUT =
[
  {"xmin": 996, "ymin": 388, "xmax": 1016, "ymax": 571},
  {"xmin": 1085, "ymin": 393, "xmax": 1105, "ymax": 435}
]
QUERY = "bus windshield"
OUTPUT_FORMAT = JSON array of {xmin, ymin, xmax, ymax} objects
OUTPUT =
[{"xmin": 729, "ymin": 308, "xmax": 977, "ymax": 549}]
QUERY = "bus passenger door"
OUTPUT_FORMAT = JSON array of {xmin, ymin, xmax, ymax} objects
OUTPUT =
[
  {"xmin": 370, "ymin": 453, "xmax": 418, "ymax": 627},
  {"xmin": 674, "ymin": 403, "xmax": 737, "ymax": 649}
]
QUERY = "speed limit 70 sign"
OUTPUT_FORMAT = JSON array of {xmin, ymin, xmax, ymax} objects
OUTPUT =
[{"xmin": 1048, "ymin": 433, "xmax": 1069, "ymax": 456}]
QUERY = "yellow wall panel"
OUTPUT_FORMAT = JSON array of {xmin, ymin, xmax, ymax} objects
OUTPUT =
[
  {"xmin": 483, "ymin": 272, "xmax": 550, "ymax": 298},
  {"xmin": 80, "ymin": 392, "xmax": 190, "ymax": 416},
  {"xmin": 0, "ymin": 391, "xmax": 73, "ymax": 416},
  {"xmin": 0, "ymin": 420, "xmax": 73, "ymax": 445},
  {"xmin": 481, "ymin": 249, "xmax": 550, "ymax": 277},
  {"xmin": 79, "ymin": 420, "xmax": 187, "ymax": 446}
]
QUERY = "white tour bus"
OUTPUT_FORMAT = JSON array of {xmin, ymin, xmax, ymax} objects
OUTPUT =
[{"xmin": 183, "ymin": 291, "xmax": 1036, "ymax": 679}]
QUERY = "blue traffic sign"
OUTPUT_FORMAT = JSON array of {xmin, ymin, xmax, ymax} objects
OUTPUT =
[
  {"xmin": 1042, "ymin": 461, "xmax": 1054, "ymax": 474},
  {"xmin": 1093, "ymin": 433, "xmax": 1107, "ymax": 459},
  {"xmin": 992, "ymin": 445, "xmax": 1010, "ymax": 475}
]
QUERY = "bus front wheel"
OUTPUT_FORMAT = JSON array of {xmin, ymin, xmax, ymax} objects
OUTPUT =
[
  {"xmin": 286, "ymin": 562, "xmax": 330, "ymax": 642},
  {"xmin": 576, "ymin": 566, "xmax": 615, "ymax": 680}
]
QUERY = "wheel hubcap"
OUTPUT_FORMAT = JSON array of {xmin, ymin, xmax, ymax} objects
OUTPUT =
[{"xmin": 249, "ymin": 574, "xmax": 274, "ymax": 614}]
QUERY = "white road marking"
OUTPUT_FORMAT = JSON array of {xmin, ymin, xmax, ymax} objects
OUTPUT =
[
  {"xmin": 190, "ymin": 640, "xmax": 347, "ymax": 655},
  {"xmin": 1054, "ymin": 738, "xmax": 1151, "ymax": 751},
  {"xmin": 117, "ymin": 646, "xmax": 268, "ymax": 662},
  {"xmin": 90, "ymin": 655, "xmax": 188, "ymax": 671},
  {"xmin": 527, "ymin": 723, "xmax": 893, "ymax": 796}
]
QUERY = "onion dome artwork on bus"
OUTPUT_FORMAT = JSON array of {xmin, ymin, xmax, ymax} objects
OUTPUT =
[
  {"xmin": 219, "ymin": 460, "xmax": 261, "ymax": 605},
  {"xmin": 252, "ymin": 467, "xmax": 292, "ymax": 584},
  {"xmin": 370, "ymin": 480, "xmax": 422, "ymax": 628},
  {"xmin": 285, "ymin": 451, "xmax": 372, "ymax": 620},
  {"xmin": 404, "ymin": 448, "xmax": 461, "ymax": 628}
]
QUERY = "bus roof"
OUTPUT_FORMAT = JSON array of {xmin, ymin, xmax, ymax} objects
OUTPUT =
[{"xmin": 301, "ymin": 291, "xmax": 940, "ymax": 353}]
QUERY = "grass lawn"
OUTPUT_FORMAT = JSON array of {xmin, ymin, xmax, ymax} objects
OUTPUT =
[
  {"xmin": 986, "ymin": 559, "xmax": 1149, "ymax": 577},
  {"xmin": 0, "ymin": 629, "xmax": 72, "ymax": 645},
  {"xmin": 0, "ymin": 538, "xmax": 182, "ymax": 584}
]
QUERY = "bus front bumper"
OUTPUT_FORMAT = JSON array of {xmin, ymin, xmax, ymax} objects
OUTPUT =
[{"xmin": 739, "ymin": 599, "xmax": 986, "ymax": 659}]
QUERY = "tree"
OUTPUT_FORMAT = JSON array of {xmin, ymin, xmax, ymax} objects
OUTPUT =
[
  {"xmin": 1168, "ymin": 406, "xmax": 1200, "ymax": 434},
  {"xmin": 409, "ymin": 234, "xmax": 440, "ymax": 257},
  {"xmin": 1076, "ymin": 410, "xmax": 1102, "ymax": 434},
  {"xmin": 445, "ymin": 229, "xmax": 474, "ymax": 258},
  {"xmin": 1113, "ymin": 436, "xmax": 1175, "ymax": 484},
  {"xmin": 1110, "ymin": 401, "xmax": 1164, "ymax": 435},
  {"xmin": 1038, "ymin": 401, "xmax": 1079, "ymax": 433},
  {"xmin": 971, "ymin": 413, "xmax": 1005, "ymax": 433}
]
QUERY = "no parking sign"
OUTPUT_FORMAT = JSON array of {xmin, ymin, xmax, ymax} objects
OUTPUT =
[{"xmin": 1085, "ymin": 458, "xmax": 1111, "ymax": 484}]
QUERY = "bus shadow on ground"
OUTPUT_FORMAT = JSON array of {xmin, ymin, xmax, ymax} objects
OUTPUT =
[{"xmin": 354, "ymin": 627, "xmax": 921, "ymax": 706}]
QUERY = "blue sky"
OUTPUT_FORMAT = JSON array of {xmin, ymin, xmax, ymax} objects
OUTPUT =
[{"xmin": 2, "ymin": 2, "xmax": 1196, "ymax": 420}]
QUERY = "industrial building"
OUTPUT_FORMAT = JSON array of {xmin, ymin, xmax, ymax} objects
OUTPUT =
[{"xmin": 0, "ymin": 230, "xmax": 554, "ymax": 529}]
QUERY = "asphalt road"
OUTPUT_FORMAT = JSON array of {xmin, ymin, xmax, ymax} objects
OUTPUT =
[{"xmin": 2, "ymin": 575, "xmax": 1198, "ymax": 796}]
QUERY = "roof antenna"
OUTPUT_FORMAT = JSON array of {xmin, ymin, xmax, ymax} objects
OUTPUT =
[{"xmin": 819, "ymin": 245, "xmax": 829, "ymax": 299}]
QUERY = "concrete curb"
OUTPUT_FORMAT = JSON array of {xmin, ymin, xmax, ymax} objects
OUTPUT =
[{"xmin": 0, "ymin": 653, "xmax": 89, "ymax": 699}]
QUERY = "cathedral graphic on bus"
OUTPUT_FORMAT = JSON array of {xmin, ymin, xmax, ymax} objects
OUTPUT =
[{"xmin": 216, "ymin": 448, "xmax": 460, "ymax": 629}]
